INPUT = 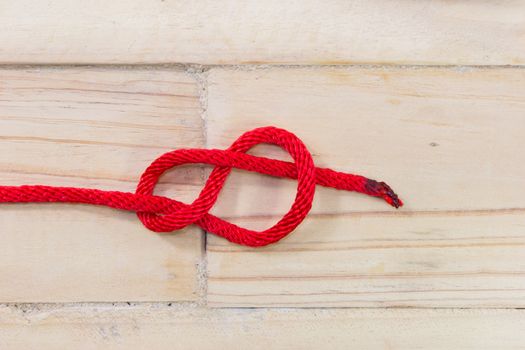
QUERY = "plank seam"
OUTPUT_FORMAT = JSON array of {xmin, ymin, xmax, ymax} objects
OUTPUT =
[
  {"xmin": 189, "ymin": 66, "xmax": 210, "ymax": 305},
  {"xmin": 2, "ymin": 63, "xmax": 525, "ymax": 70},
  {"xmin": 2, "ymin": 303, "xmax": 525, "ymax": 312}
]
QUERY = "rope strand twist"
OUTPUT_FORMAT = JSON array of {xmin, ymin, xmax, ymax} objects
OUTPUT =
[{"xmin": 0, "ymin": 126, "xmax": 402, "ymax": 247}]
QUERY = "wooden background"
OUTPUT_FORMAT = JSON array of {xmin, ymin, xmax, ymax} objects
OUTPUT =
[{"xmin": 1, "ymin": 1, "xmax": 525, "ymax": 348}]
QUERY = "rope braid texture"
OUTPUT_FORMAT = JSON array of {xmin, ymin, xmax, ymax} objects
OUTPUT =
[{"xmin": 0, "ymin": 126, "xmax": 402, "ymax": 247}]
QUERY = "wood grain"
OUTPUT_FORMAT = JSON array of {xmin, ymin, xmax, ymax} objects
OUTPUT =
[
  {"xmin": 1, "ymin": 1, "xmax": 525, "ymax": 65},
  {"xmin": 205, "ymin": 67, "xmax": 525, "ymax": 307},
  {"xmin": 1, "ymin": 305, "xmax": 524, "ymax": 349},
  {"xmin": 0, "ymin": 68, "xmax": 204, "ymax": 302}
]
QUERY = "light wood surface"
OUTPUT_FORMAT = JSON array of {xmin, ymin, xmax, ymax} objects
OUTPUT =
[
  {"xmin": 0, "ymin": 68, "xmax": 204, "ymax": 302},
  {"xmin": 1, "ymin": 0, "xmax": 525, "ymax": 65},
  {"xmin": 1, "ymin": 305, "xmax": 524, "ymax": 349},
  {"xmin": 206, "ymin": 67, "xmax": 525, "ymax": 307}
]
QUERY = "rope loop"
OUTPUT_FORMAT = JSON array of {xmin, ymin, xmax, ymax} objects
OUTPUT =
[{"xmin": 136, "ymin": 126, "xmax": 317, "ymax": 246}]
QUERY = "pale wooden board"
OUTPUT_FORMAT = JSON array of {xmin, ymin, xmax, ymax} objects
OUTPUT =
[
  {"xmin": 1, "ymin": 305, "xmax": 524, "ymax": 350},
  {"xmin": 205, "ymin": 67, "xmax": 525, "ymax": 307},
  {"xmin": 1, "ymin": 1, "xmax": 525, "ymax": 65},
  {"xmin": 0, "ymin": 68, "xmax": 204, "ymax": 302}
]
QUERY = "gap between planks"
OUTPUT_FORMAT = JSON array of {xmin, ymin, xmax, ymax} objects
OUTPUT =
[{"xmin": 3, "ymin": 63, "xmax": 525, "ymax": 71}]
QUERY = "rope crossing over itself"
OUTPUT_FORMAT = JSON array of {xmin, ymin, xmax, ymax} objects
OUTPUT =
[{"xmin": 0, "ymin": 126, "xmax": 402, "ymax": 247}]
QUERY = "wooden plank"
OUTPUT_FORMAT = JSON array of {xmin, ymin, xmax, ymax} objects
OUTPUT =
[
  {"xmin": 205, "ymin": 67, "xmax": 525, "ymax": 307},
  {"xmin": 208, "ymin": 213, "xmax": 525, "ymax": 307},
  {"xmin": 1, "ymin": 1, "xmax": 525, "ymax": 65},
  {"xmin": 0, "ymin": 68, "xmax": 204, "ymax": 302},
  {"xmin": 1, "ymin": 305, "xmax": 524, "ymax": 350}
]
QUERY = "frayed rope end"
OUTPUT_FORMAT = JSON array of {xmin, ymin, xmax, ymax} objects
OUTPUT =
[{"xmin": 365, "ymin": 179, "xmax": 403, "ymax": 209}]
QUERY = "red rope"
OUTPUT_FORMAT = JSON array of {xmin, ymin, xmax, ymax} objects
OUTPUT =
[{"xmin": 0, "ymin": 126, "xmax": 402, "ymax": 247}]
